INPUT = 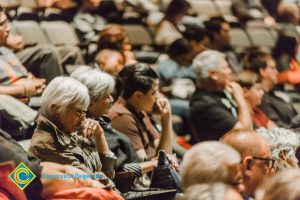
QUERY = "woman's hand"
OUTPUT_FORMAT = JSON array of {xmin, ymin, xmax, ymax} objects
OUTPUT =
[
  {"xmin": 153, "ymin": 97, "xmax": 171, "ymax": 118},
  {"xmin": 80, "ymin": 118, "xmax": 104, "ymax": 138}
]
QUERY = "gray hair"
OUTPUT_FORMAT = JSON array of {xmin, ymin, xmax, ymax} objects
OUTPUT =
[
  {"xmin": 180, "ymin": 183, "xmax": 234, "ymax": 200},
  {"xmin": 193, "ymin": 50, "xmax": 226, "ymax": 83},
  {"xmin": 180, "ymin": 141, "xmax": 241, "ymax": 189},
  {"xmin": 257, "ymin": 127, "xmax": 299, "ymax": 160},
  {"xmin": 40, "ymin": 76, "xmax": 90, "ymax": 118},
  {"xmin": 255, "ymin": 169, "xmax": 300, "ymax": 200},
  {"xmin": 71, "ymin": 66, "xmax": 115, "ymax": 100}
]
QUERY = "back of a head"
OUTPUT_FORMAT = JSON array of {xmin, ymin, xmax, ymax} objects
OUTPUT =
[
  {"xmin": 193, "ymin": 50, "xmax": 225, "ymax": 83},
  {"xmin": 273, "ymin": 33, "xmax": 298, "ymax": 58},
  {"xmin": 256, "ymin": 169, "xmax": 300, "ymax": 200},
  {"xmin": 165, "ymin": 0, "xmax": 190, "ymax": 20},
  {"xmin": 183, "ymin": 27, "xmax": 209, "ymax": 43},
  {"xmin": 204, "ymin": 16, "xmax": 227, "ymax": 40},
  {"xmin": 243, "ymin": 50, "xmax": 271, "ymax": 74},
  {"xmin": 71, "ymin": 65, "xmax": 115, "ymax": 100},
  {"xmin": 234, "ymin": 70, "xmax": 260, "ymax": 89},
  {"xmin": 98, "ymin": 24, "xmax": 128, "ymax": 52},
  {"xmin": 180, "ymin": 141, "xmax": 241, "ymax": 189},
  {"xmin": 221, "ymin": 129, "xmax": 264, "ymax": 158},
  {"xmin": 168, "ymin": 38, "xmax": 192, "ymax": 59},
  {"xmin": 118, "ymin": 63, "xmax": 158, "ymax": 100},
  {"xmin": 277, "ymin": 2, "xmax": 300, "ymax": 23},
  {"xmin": 181, "ymin": 183, "xmax": 243, "ymax": 200}
]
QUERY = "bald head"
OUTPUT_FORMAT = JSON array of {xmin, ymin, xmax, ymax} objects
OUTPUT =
[{"xmin": 220, "ymin": 129, "xmax": 270, "ymax": 158}]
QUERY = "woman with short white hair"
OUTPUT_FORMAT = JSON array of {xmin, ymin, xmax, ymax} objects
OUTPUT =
[
  {"xmin": 71, "ymin": 66, "xmax": 159, "ymax": 179},
  {"xmin": 28, "ymin": 76, "xmax": 116, "ymax": 187},
  {"xmin": 257, "ymin": 127, "xmax": 299, "ymax": 170}
]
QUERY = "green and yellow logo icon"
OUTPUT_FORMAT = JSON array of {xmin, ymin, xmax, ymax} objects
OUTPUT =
[{"xmin": 8, "ymin": 162, "xmax": 36, "ymax": 190}]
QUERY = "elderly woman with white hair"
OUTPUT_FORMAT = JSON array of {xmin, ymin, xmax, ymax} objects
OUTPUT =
[
  {"xmin": 28, "ymin": 76, "xmax": 116, "ymax": 187},
  {"xmin": 71, "ymin": 66, "xmax": 159, "ymax": 179},
  {"xmin": 257, "ymin": 127, "xmax": 299, "ymax": 170},
  {"xmin": 180, "ymin": 141, "xmax": 244, "ymax": 192}
]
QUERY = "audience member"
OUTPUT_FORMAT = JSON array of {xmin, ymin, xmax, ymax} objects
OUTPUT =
[
  {"xmin": 180, "ymin": 183, "xmax": 243, "ymax": 200},
  {"xmin": 205, "ymin": 17, "xmax": 242, "ymax": 73},
  {"xmin": 277, "ymin": 2, "xmax": 300, "ymax": 38},
  {"xmin": 257, "ymin": 127, "xmax": 299, "ymax": 170},
  {"xmin": 231, "ymin": 0, "xmax": 275, "ymax": 25},
  {"xmin": 183, "ymin": 26, "xmax": 210, "ymax": 58},
  {"xmin": 71, "ymin": 66, "xmax": 159, "ymax": 178},
  {"xmin": 255, "ymin": 169, "xmax": 300, "ymax": 200},
  {"xmin": 73, "ymin": 0, "xmax": 106, "ymax": 42},
  {"xmin": 221, "ymin": 129, "xmax": 275, "ymax": 199},
  {"xmin": 28, "ymin": 77, "xmax": 116, "ymax": 186},
  {"xmin": 0, "ymin": 6, "xmax": 46, "ymax": 100},
  {"xmin": 273, "ymin": 33, "xmax": 300, "ymax": 86},
  {"xmin": 108, "ymin": 63, "xmax": 173, "ymax": 160},
  {"xmin": 0, "ymin": 129, "xmax": 123, "ymax": 200},
  {"xmin": 180, "ymin": 141, "xmax": 243, "ymax": 192},
  {"xmin": 234, "ymin": 70, "xmax": 277, "ymax": 129},
  {"xmin": 190, "ymin": 50, "xmax": 252, "ymax": 141},
  {"xmin": 248, "ymin": 51, "xmax": 297, "ymax": 127},
  {"xmin": 154, "ymin": 0, "xmax": 189, "ymax": 47},
  {"xmin": 95, "ymin": 49, "xmax": 125, "ymax": 75},
  {"xmin": 97, "ymin": 24, "xmax": 136, "ymax": 65}
]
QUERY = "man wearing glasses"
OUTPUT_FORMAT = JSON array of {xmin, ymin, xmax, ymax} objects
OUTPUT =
[{"xmin": 221, "ymin": 129, "xmax": 275, "ymax": 200}]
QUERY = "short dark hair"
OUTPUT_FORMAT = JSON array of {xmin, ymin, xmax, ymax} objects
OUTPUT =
[
  {"xmin": 168, "ymin": 38, "xmax": 191, "ymax": 59},
  {"xmin": 165, "ymin": 0, "xmax": 190, "ymax": 21},
  {"xmin": 273, "ymin": 33, "xmax": 298, "ymax": 58},
  {"xmin": 205, "ymin": 16, "xmax": 227, "ymax": 33},
  {"xmin": 118, "ymin": 63, "xmax": 158, "ymax": 100},
  {"xmin": 246, "ymin": 51, "xmax": 273, "ymax": 74},
  {"xmin": 183, "ymin": 27, "xmax": 209, "ymax": 43}
]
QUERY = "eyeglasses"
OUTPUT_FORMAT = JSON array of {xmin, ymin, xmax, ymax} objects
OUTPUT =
[
  {"xmin": 253, "ymin": 156, "xmax": 276, "ymax": 170},
  {"xmin": 72, "ymin": 108, "xmax": 87, "ymax": 118}
]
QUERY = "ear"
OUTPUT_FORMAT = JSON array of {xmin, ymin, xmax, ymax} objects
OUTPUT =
[
  {"xmin": 132, "ymin": 91, "xmax": 143, "ymax": 101},
  {"xmin": 259, "ymin": 68, "xmax": 266, "ymax": 78},
  {"xmin": 243, "ymin": 87, "xmax": 249, "ymax": 98},
  {"xmin": 209, "ymin": 70, "xmax": 218, "ymax": 81},
  {"xmin": 241, "ymin": 156, "xmax": 253, "ymax": 178},
  {"xmin": 51, "ymin": 104, "xmax": 60, "ymax": 115}
]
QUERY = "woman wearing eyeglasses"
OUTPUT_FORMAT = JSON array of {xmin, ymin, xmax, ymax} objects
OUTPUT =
[
  {"xmin": 71, "ymin": 66, "xmax": 160, "ymax": 184},
  {"xmin": 28, "ymin": 77, "xmax": 116, "ymax": 188}
]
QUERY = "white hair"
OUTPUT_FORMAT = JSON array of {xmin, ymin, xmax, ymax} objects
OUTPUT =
[
  {"xmin": 180, "ymin": 183, "xmax": 232, "ymax": 200},
  {"xmin": 193, "ymin": 50, "xmax": 226, "ymax": 83},
  {"xmin": 180, "ymin": 141, "xmax": 241, "ymax": 189},
  {"xmin": 71, "ymin": 66, "xmax": 115, "ymax": 100},
  {"xmin": 256, "ymin": 169, "xmax": 300, "ymax": 200},
  {"xmin": 40, "ymin": 76, "xmax": 90, "ymax": 118},
  {"xmin": 257, "ymin": 127, "xmax": 299, "ymax": 160}
]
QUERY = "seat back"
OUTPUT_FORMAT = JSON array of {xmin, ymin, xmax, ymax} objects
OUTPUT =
[
  {"xmin": 123, "ymin": 25, "xmax": 154, "ymax": 47},
  {"xmin": 246, "ymin": 27, "xmax": 275, "ymax": 48},
  {"xmin": 40, "ymin": 21, "xmax": 79, "ymax": 46},
  {"xmin": 188, "ymin": 0, "xmax": 219, "ymax": 17},
  {"xmin": 12, "ymin": 21, "xmax": 49, "ymax": 45},
  {"xmin": 215, "ymin": 0, "xmax": 233, "ymax": 15},
  {"xmin": 230, "ymin": 28, "xmax": 252, "ymax": 52}
]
